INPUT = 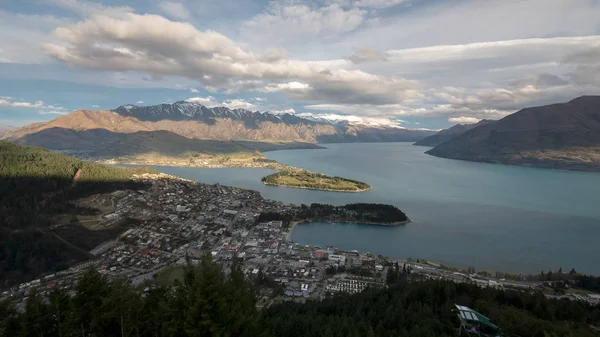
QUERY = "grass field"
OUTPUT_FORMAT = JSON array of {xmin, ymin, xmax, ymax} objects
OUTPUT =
[{"xmin": 156, "ymin": 266, "xmax": 186, "ymax": 285}]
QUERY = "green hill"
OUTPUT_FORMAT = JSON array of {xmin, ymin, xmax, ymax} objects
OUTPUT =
[{"xmin": 0, "ymin": 141, "xmax": 154, "ymax": 288}]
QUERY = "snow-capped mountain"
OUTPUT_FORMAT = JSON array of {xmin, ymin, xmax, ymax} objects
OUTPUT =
[
  {"xmin": 114, "ymin": 101, "xmax": 324, "ymax": 125},
  {"xmin": 3, "ymin": 102, "xmax": 436, "ymax": 157}
]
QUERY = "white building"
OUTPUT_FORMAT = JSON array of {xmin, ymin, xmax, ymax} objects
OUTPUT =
[{"xmin": 328, "ymin": 254, "xmax": 346, "ymax": 264}]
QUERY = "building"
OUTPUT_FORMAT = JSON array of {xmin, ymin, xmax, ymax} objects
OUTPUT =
[{"xmin": 328, "ymin": 254, "xmax": 346, "ymax": 264}]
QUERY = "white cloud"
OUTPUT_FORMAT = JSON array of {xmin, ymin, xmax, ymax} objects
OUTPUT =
[
  {"xmin": 39, "ymin": 110, "xmax": 69, "ymax": 115},
  {"xmin": 448, "ymin": 116, "xmax": 481, "ymax": 124},
  {"xmin": 262, "ymin": 82, "xmax": 311, "ymax": 93},
  {"xmin": 158, "ymin": 2, "xmax": 190, "ymax": 20},
  {"xmin": 186, "ymin": 96, "xmax": 218, "ymax": 107},
  {"xmin": 338, "ymin": 0, "xmax": 600, "ymax": 52},
  {"xmin": 190, "ymin": 88, "xmax": 199, "ymax": 93},
  {"xmin": 242, "ymin": 3, "xmax": 366, "ymax": 45},
  {"xmin": 0, "ymin": 10, "xmax": 69, "ymax": 64},
  {"xmin": 136, "ymin": 101, "xmax": 144, "ymax": 104},
  {"xmin": 345, "ymin": 48, "xmax": 388, "ymax": 64},
  {"xmin": 0, "ymin": 97, "xmax": 66, "ymax": 113},
  {"xmin": 221, "ymin": 99, "xmax": 258, "ymax": 110},
  {"xmin": 298, "ymin": 111, "xmax": 404, "ymax": 127},
  {"xmin": 92, "ymin": 104, "xmax": 100, "ymax": 108},
  {"xmin": 0, "ymin": 99, "xmax": 44, "ymax": 109},
  {"xmin": 353, "ymin": 0, "xmax": 407, "ymax": 9},
  {"xmin": 186, "ymin": 96, "xmax": 259, "ymax": 110},
  {"xmin": 270, "ymin": 108, "xmax": 296, "ymax": 114},
  {"xmin": 43, "ymin": 13, "xmax": 419, "ymax": 106}
]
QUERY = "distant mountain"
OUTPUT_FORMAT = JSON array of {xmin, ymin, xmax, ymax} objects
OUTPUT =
[
  {"xmin": 3, "ymin": 101, "xmax": 435, "ymax": 159},
  {"xmin": 414, "ymin": 120, "xmax": 495, "ymax": 147},
  {"xmin": 426, "ymin": 96, "xmax": 600, "ymax": 171},
  {"xmin": 0, "ymin": 125, "xmax": 15, "ymax": 137}
]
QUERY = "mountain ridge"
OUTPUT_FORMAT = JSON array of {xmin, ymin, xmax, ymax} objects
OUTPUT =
[
  {"xmin": 414, "ymin": 119, "xmax": 495, "ymax": 147},
  {"xmin": 2, "ymin": 102, "xmax": 435, "ymax": 159},
  {"xmin": 426, "ymin": 96, "xmax": 600, "ymax": 171}
]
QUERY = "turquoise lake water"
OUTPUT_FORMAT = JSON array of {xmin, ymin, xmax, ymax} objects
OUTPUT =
[{"xmin": 151, "ymin": 142, "xmax": 600, "ymax": 274}]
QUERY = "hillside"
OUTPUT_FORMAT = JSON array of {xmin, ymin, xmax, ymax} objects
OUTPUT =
[
  {"xmin": 426, "ymin": 96, "xmax": 600, "ymax": 171},
  {"xmin": 0, "ymin": 141, "xmax": 154, "ymax": 288},
  {"xmin": 2, "ymin": 102, "xmax": 435, "ymax": 162},
  {"xmin": 414, "ymin": 120, "xmax": 494, "ymax": 147}
]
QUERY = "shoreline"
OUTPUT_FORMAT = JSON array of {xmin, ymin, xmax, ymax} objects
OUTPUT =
[
  {"xmin": 287, "ymin": 218, "xmax": 411, "ymax": 240},
  {"xmin": 263, "ymin": 182, "xmax": 372, "ymax": 193}
]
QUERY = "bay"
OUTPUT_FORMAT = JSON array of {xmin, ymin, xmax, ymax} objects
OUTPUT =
[{"xmin": 151, "ymin": 143, "xmax": 600, "ymax": 275}]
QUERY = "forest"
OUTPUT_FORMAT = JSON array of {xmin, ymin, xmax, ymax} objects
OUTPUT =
[
  {"xmin": 296, "ymin": 203, "xmax": 408, "ymax": 224},
  {"xmin": 0, "ymin": 141, "xmax": 154, "ymax": 288},
  {"xmin": 1, "ymin": 255, "xmax": 599, "ymax": 337},
  {"xmin": 257, "ymin": 203, "xmax": 408, "ymax": 228}
]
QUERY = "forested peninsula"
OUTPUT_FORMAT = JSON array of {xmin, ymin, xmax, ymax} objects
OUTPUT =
[{"xmin": 262, "ymin": 171, "xmax": 372, "ymax": 192}]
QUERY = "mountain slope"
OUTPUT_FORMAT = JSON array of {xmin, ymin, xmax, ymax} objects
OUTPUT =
[
  {"xmin": 426, "ymin": 96, "xmax": 600, "ymax": 171},
  {"xmin": 0, "ymin": 141, "xmax": 154, "ymax": 288},
  {"xmin": 3, "ymin": 102, "xmax": 435, "ymax": 160},
  {"xmin": 414, "ymin": 120, "xmax": 495, "ymax": 147}
]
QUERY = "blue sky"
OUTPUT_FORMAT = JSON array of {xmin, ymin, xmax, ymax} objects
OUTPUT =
[{"xmin": 1, "ymin": 0, "xmax": 600, "ymax": 129}]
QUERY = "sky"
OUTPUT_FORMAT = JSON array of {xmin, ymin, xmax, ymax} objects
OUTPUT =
[{"xmin": 1, "ymin": 0, "xmax": 600, "ymax": 129}]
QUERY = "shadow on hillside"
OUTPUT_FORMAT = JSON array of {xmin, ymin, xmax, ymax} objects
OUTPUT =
[
  {"xmin": 0, "ymin": 175, "xmax": 150, "ymax": 290},
  {"xmin": 9, "ymin": 127, "xmax": 322, "ymax": 157}
]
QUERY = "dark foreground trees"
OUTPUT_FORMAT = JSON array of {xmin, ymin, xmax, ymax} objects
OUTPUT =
[{"xmin": 2, "ymin": 255, "xmax": 599, "ymax": 337}]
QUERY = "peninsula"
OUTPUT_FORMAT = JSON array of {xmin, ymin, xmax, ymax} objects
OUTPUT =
[
  {"xmin": 261, "ymin": 170, "xmax": 372, "ymax": 192},
  {"xmin": 258, "ymin": 203, "xmax": 409, "ymax": 231}
]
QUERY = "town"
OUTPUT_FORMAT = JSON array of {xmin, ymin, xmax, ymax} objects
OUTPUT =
[{"xmin": 2, "ymin": 174, "xmax": 599, "ymax": 309}]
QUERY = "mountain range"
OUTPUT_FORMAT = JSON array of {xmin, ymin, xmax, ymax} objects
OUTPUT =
[
  {"xmin": 2, "ymin": 102, "xmax": 435, "ymax": 159},
  {"xmin": 414, "ymin": 119, "xmax": 495, "ymax": 147},
  {"xmin": 426, "ymin": 96, "xmax": 600, "ymax": 171}
]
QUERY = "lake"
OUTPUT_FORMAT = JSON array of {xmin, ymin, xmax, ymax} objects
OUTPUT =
[{"xmin": 151, "ymin": 143, "xmax": 600, "ymax": 275}]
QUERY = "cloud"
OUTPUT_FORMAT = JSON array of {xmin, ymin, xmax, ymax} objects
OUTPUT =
[
  {"xmin": 221, "ymin": 99, "xmax": 258, "ymax": 110},
  {"xmin": 39, "ymin": 110, "xmax": 69, "ymax": 115},
  {"xmin": 186, "ymin": 96, "xmax": 259, "ymax": 110},
  {"xmin": 448, "ymin": 116, "xmax": 481, "ymax": 124},
  {"xmin": 136, "ymin": 101, "xmax": 144, "ymax": 104},
  {"xmin": 0, "ymin": 97, "xmax": 68, "ymax": 117},
  {"xmin": 0, "ymin": 98, "xmax": 44, "ymax": 109},
  {"xmin": 298, "ymin": 111, "xmax": 404, "ymax": 127},
  {"xmin": 242, "ymin": 3, "xmax": 366, "ymax": 45},
  {"xmin": 353, "ymin": 0, "xmax": 407, "ymax": 9},
  {"xmin": 510, "ymin": 73, "xmax": 569, "ymax": 89},
  {"xmin": 42, "ymin": 0, "xmax": 133, "ymax": 17},
  {"xmin": 262, "ymin": 82, "xmax": 311, "ymax": 93},
  {"xmin": 0, "ymin": 10, "xmax": 70, "ymax": 64},
  {"xmin": 563, "ymin": 45, "xmax": 600, "ymax": 86},
  {"xmin": 158, "ymin": 2, "xmax": 190, "ymax": 20},
  {"xmin": 190, "ymin": 88, "xmax": 199, "ymax": 93},
  {"xmin": 92, "ymin": 104, "xmax": 100, "ymax": 108},
  {"xmin": 270, "ymin": 108, "xmax": 296, "ymax": 114},
  {"xmin": 186, "ymin": 96, "xmax": 217, "ymax": 106},
  {"xmin": 345, "ymin": 48, "xmax": 388, "ymax": 64},
  {"xmin": 43, "ymin": 13, "xmax": 419, "ymax": 106}
]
